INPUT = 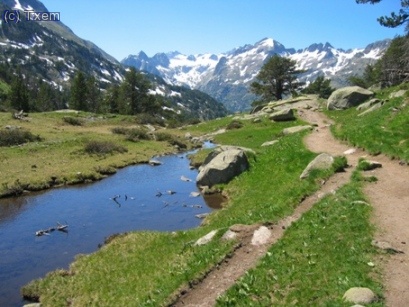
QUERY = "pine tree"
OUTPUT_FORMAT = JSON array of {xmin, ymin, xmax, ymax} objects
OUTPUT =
[
  {"xmin": 70, "ymin": 71, "xmax": 88, "ymax": 111},
  {"xmin": 35, "ymin": 80, "xmax": 55, "ymax": 111},
  {"xmin": 86, "ymin": 76, "xmax": 101, "ymax": 113},
  {"xmin": 250, "ymin": 55, "xmax": 305, "ymax": 102},
  {"xmin": 120, "ymin": 68, "xmax": 152, "ymax": 115},
  {"xmin": 8, "ymin": 73, "xmax": 30, "ymax": 112},
  {"xmin": 302, "ymin": 75, "xmax": 334, "ymax": 98}
]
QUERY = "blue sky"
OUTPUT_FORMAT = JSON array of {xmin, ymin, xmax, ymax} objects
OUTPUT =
[{"xmin": 40, "ymin": 0, "xmax": 405, "ymax": 61}]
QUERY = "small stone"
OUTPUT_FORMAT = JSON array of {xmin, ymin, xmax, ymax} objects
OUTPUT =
[
  {"xmin": 343, "ymin": 287, "xmax": 377, "ymax": 304},
  {"xmin": 251, "ymin": 226, "xmax": 271, "ymax": 246},
  {"xmin": 343, "ymin": 148, "xmax": 356, "ymax": 155},
  {"xmin": 221, "ymin": 230, "xmax": 237, "ymax": 241},
  {"xmin": 194, "ymin": 230, "xmax": 218, "ymax": 246},
  {"xmin": 261, "ymin": 140, "xmax": 279, "ymax": 147}
]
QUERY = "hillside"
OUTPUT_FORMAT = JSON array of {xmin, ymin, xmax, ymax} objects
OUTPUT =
[{"xmin": 0, "ymin": 0, "xmax": 228, "ymax": 120}]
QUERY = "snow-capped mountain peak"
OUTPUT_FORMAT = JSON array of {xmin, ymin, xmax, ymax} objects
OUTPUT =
[{"xmin": 122, "ymin": 37, "xmax": 390, "ymax": 112}]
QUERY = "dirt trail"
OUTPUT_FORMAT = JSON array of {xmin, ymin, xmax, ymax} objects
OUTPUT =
[{"xmin": 171, "ymin": 108, "xmax": 409, "ymax": 306}]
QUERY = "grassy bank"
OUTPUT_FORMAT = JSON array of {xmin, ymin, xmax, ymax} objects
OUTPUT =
[
  {"xmin": 0, "ymin": 111, "xmax": 189, "ymax": 198},
  {"xmin": 327, "ymin": 86, "xmax": 409, "ymax": 162},
  {"xmin": 21, "ymin": 114, "xmax": 337, "ymax": 305},
  {"xmin": 217, "ymin": 177, "xmax": 382, "ymax": 306}
]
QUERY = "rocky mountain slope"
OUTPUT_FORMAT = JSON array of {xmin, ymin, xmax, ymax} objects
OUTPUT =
[
  {"xmin": 0, "ymin": 0, "xmax": 227, "ymax": 120},
  {"xmin": 123, "ymin": 38, "xmax": 390, "ymax": 111}
]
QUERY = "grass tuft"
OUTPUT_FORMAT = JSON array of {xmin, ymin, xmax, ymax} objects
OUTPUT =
[{"xmin": 84, "ymin": 140, "xmax": 128, "ymax": 155}]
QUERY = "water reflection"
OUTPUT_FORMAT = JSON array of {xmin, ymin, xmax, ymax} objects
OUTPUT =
[{"xmin": 0, "ymin": 146, "xmax": 220, "ymax": 307}]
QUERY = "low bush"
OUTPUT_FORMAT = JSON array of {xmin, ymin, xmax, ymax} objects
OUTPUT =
[
  {"xmin": 111, "ymin": 127, "xmax": 151, "ymax": 142},
  {"xmin": 62, "ymin": 116, "xmax": 84, "ymax": 126},
  {"xmin": 134, "ymin": 113, "xmax": 165, "ymax": 126},
  {"xmin": 84, "ymin": 140, "xmax": 128, "ymax": 155},
  {"xmin": 226, "ymin": 120, "xmax": 244, "ymax": 130},
  {"xmin": 155, "ymin": 132, "xmax": 187, "ymax": 149},
  {"xmin": 0, "ymin": 128, "xmax": 42, "ymax": 146}
]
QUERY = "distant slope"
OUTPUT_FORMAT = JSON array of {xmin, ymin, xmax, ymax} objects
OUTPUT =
[
  {"xmin": 0, "ymin": 0, "xmax": 227, "ymax": 120},
  {"xmin": 123, "ymin": 38, "xmax": 390, "ymax": 111}
]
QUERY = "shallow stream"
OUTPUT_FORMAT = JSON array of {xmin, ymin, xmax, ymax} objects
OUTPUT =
[{"xmin": 0, "ymin": 146, "xmax": 219, "ymax": 306}]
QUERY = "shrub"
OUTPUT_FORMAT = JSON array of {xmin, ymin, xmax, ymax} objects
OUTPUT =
[
  {"xmin": 111, "ymin": 127, "xmax": 151, "ymax": 142},
  {"xmin": 155, "ymin": 132, "xmax": 187, "ymax": 149},
  {"xmin": 0, "ymin": 128, "xmax": 42, "ymax": 147},
  {"xmin": 134, "ymin": 113, "xmax": 165, "ymax": 126},
  {"xmin": 63, "ymin": 116, "xmax": 84, "ymax": 126},
  {"xmin": 226, "ymin": 120, "xmax": 244, "ymax": 130},
  {"xmin": 84, "ymin": 140, "xmax": 128, "ymax": 155}
]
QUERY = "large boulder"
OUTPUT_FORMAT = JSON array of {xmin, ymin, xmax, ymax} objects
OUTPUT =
[
  {"xmin": 269, "ymin": 108, "xmax": 296, "ymax": 121},
  {"xmin": 327, "ymin": 86, "xmax": 374, "ymax": 110},
  {"xmin": 196, "ymin": 149, "xmax": 250, "ymax": 187}
]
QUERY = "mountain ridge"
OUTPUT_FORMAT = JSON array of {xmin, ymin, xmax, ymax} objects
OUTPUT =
[
  {"xmin": 122, "ymin": 37, "xmax": 390, "ymax": 111},
  {"xmin": 0, "ymin": 0, "xmax": 228, "ymax": 120}
]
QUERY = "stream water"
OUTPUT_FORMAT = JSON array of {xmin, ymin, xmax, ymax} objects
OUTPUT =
[{"xmin": 0, "ymin": 146, "xmax": 220, "ymax": 307}]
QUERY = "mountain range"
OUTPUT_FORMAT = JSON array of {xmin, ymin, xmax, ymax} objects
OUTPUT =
[{"xmin": 122, "ymin": 38, "xmax": 391, "ymax": 111}]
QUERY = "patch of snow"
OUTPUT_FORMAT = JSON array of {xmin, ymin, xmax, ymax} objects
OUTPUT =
[
  {"xmin": 100, "ymin": 68, "xmax": 111, "ymax": 76},
  {"xmin": 169, "ymin": 90, "xmax": 181, "ymax": 97}
]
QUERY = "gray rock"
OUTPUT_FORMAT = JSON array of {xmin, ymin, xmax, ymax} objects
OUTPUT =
[
  {"xmin": 351, "ymin": 200, "xmax": 370, "ymax": 206},
  {"xmin": 389, "ymin": 89, "xmax": 407, "ymax": 98},
  {"xmin": 300, "ymin": 153, "xmax": 334, "ymax": 179},
  {"xmin": 358, "ymin": 102, "xmax": 384, "ymax": 116},
  {"xmin": 269, "ymin": 108, "xmax": 296, "ymax": 121},
  {"xmin": 343, "ymin": 148, "xmax": 356, "ymax": 155},
  {"xmin": 149, "ymin": 159, "xmax": 162, "ymax": 166},
  {"xmin": 195, "ymin": 213, "xmax": 210, "ymax": 219},
  {"xmin": 356, "ymin": 98, "xmax": 382, "ymax": 111},
  {"xmin": 282, "ymin": 125, "xmax": 313, "ymax": 135},
  {"xmin": 251, "ymin": 226, "xmax": 272, "ymax": 246},
  {"xmin": 194, "ymin": 230, "xmax": 218, "ymax": 246},
  {"xmin": 221, "ymin": 229, "xmax": 238, "ymax": 241},
  {"xmin": 327, "ymin": 86, "xmax": 374, "ymax": 110},
  {"xmin": 343, "ymin": 287, "xmax": 377, "ymax": 304},
  {"xmin": 261, "ymin": 140, "xmax": 279, "ymax": 147},
  {"xmin": 371, "ymin": 240, "xmax": 404, "ymax": 254},
  {"xmin": 196, "ymin": 149, "xmax": 250, "ymax": 187}
]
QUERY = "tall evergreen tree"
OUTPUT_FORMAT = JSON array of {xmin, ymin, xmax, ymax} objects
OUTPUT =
[
  {"xmin": 35, "ymin": 80, "xmax": 55, "ymax": 111},
  {"xmin": 250, "ymin": 55, "xmax": 305, "ymax": 102},
  {"xmin": 120, "ymin": 68, "xmax": 152, "ymax": 115},
  {"xmin": 8, "ymin": 73, "xmax": 30, "ymax": 112},
  {"xmin": 86, "ymin": 76, "xmax": 101, "ymax": 113},
  {"xmin": 103, "ymin": 84, "xmax": 120, "ymax": 114},
  {"xmin": 70, "ymin": 71, "xmax": 88, "ymax": 111}
]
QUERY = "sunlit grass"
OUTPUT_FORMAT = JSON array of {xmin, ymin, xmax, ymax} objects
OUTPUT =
[
  {"xmin": 217, "ymin": 180, "xmax": 383, "ymax": 306},
  {"xmin": 327, "ymin": 87, "xmax": 409, "ymax": 162}
]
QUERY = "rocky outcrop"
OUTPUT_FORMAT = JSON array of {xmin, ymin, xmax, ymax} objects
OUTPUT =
[
  {"xmin": 300, "ymin": 153, "xmax": 334, "ymax": 179},
  {"xmin": 282, "ymin": 125, "xmax": 313, "ymax": 135},
  {"xmin": 327, "ymin": 86, "xmax": 374, "ymax": 110},
  {"xmin": 196, "ymin": 148, "xmax": 250, "ymax": 187},
  {"xmin": 269, "ymin": 108, "xmax": 296, "ymax": 121},
  {"xmin": 356, "ymin": 98, "xmax": 382, "ymax": 111}
]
